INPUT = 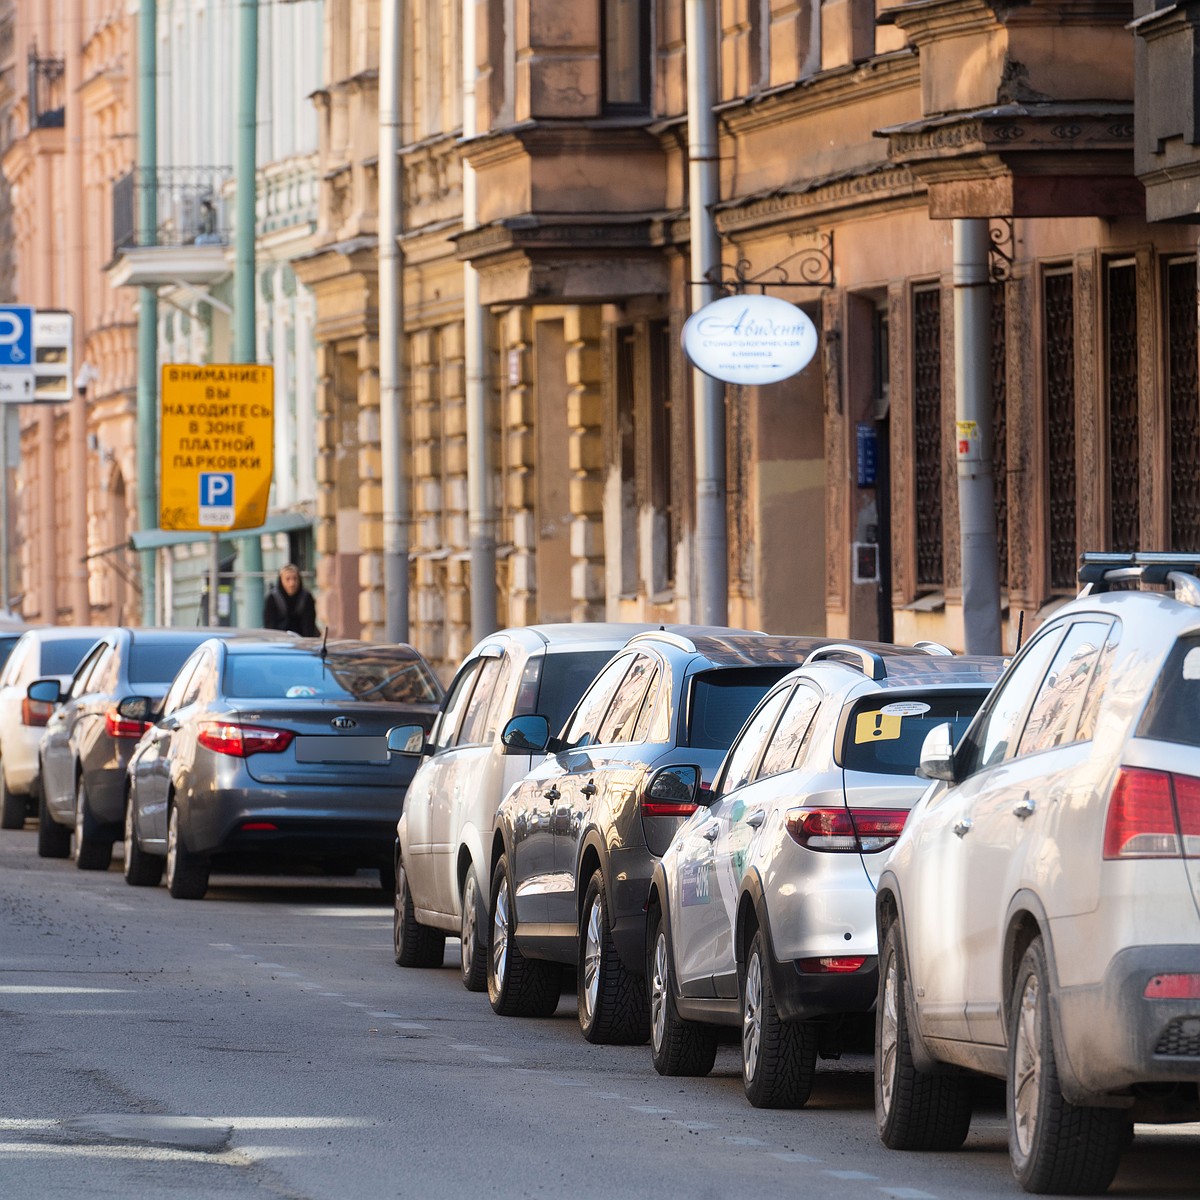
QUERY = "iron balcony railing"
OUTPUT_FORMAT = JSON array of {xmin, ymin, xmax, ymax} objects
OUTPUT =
[
  {"xmin": 28, "ymin": 44, "xmax": 64, "ymax": 131},
  {"xmin": 111, "ymin": 167, "xmax": 233, "ymax": 253}
]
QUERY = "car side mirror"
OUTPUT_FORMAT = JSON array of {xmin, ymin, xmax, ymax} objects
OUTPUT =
[
  {"xmin": 501, "ymin": 714, "xmax": 551, "ymax": 755},
  {"xmin": 26, "ymin": 678, "xmax": 62, "ymax": 705},
  {"xmin": 917, "ymin": 722, "xmax": 959, "ymax": 783},
  {"xmin": 645, "ymin": 764, "xmax": 702, "ymax": 808},
  {"xmin": 116, "ymin": 695, "xmax": 155, "ymax": 724},
  {"xmin": 387, "ymin": 723, "xmax": 427, "ymax": 756}
]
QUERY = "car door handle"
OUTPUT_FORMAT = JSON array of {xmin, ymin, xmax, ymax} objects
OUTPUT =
[
  {"xmin": 701, "ymin": 823, "xmax": 719, "ymax": 842},
  {"xmin": 580, "ymin": 781, "xmax": 597, "ymax": 797},
  {"xmin": 745, "ymin": 809, "xmax": 765, "ymax": 829},
  {"xmin": 953, "ymin": 817, "xmax": 973, "ymax": 838},
  {"xmin": 1013, "ymin": 793, "xmax": 1036, "ymax": 820},
  {"xmin": 543, "ymin": 786, "xmax": 560, "ymax": 802}
]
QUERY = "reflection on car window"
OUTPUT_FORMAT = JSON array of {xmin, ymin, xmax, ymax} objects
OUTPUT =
[
  {"xmin": 41, "ymin": 637, "xmax": 102, "ymax": 677},
  {"xmin": 534, "ymin": 651, "xmax": 617, "ymax": 735},
  {"xmin": 1138, "ymin": 633, "xmax": 1200, "ymax": 748},
  {"xmin": 130, "ymin": 639, "xmax": 210, "ymax": 685},
  {"xmin": 630, "ymin": 667, "xmax": 661, "ymax": 743},
  {"xmin": 687, "ymin": 666, "xmax": 792, "ymax": 751},
  {"xmin": 842, "ymin": 692, "xmax": 988, "ymax": 776},
  {"xmin": 719, "ymin": 686, "xmax": 791, "ymax": 797},
  {"xmin": 457, "ymin": 656, "xmax": 505, "ymax": 746},
  {"xmin": 759, "ymin": 684, "xmax": 821, "ymax": 779},
  {"xmin": 1016, "ymin": 621, "xmax": 1111, "ymax": 756},
  {"xmin": 563, "ymin": 655, "xmax": 633, "ymax": 747},
  {"xmin": 69, "ymin": 644, "xmax": 109, "ymax": 699},
  {"xmin": 434, "ymin": 661, "xmax": 483, "ymax": 752},
  {"xmin": 163, "ymin": 655, "xmax": 202, "ymax": 715},
  {"xmin": 1075, "ymin": 622, "xmax": 1120, "ymax": 743},
  {"xmin": 223, "ymin": 649, "xmax": 441, "ymax": 704},
  {"xmin": 597, "ymin": 655, "xmax": 656, "ymax": 744}
]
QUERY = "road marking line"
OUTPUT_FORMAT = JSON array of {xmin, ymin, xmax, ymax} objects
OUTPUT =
[
  {"xmin": 878, "ymin": 1189, "xmax": 938, "ymax": 1199},
  {"xmin": 367, "ymin": 1011, "xmax": 402, "ymax": 1019},
  {"xmin": 481, "ymin": 1055, "xmax": 511, "ymax": 1064},
  {"xmin": 724, "ymin": 1136, "xmax": 765, "ymax": 1146},
  {"xmin": 771, "ymin": 1152, "xmax": 822, "ymax": 1163},
  {"xmin": 0, "ymin": 1120, "xmax": 58, "ymax": 1131},
  {"xmin": 341, "ymin": 1002, "xmax": 368, "ymax": 1008},
  {"xmin": 630, "ymin": 1106, "xmax": 674, "ymax": 1115},
  {"xmin": 0, "ymin": 986, "xmax": 131, "ymax": 995},
  {"xmin": 551, "ymin": 1080, "xmax": 587, "ymax": 1088},
  {"xmin": 672, "ymin": 1120, "xmax": 716, "ymax": 1131},
  {"xmin": 391, "ymin": 1021, "xmax": 427, "ymax": 1030},
  {"xmin": 825, "ymin": 1171, "xmax": 879, "ymax": 1181}
]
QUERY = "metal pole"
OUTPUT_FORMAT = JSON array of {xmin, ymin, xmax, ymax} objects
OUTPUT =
[
  {"xmin": 136, "ymin": 0, "xmax": 158, "ymax": 626},
  {"xmin": 210, "ymin": 532, "xmax": 221, "ymax": 627},
  {"xmin": 463, "ymin": 0, "xmax": 496, "ymax": 640},
  {"xmin": 0, "ymin": 405, "xmax": 10, "ymax": 610},
  {"xmin": 379, "ymin": 0, "xmax": 408, "ymax": 643},
  {"xmin": 235, "ymin": 0, "xmax": 264, "ymax": 625},
  {"xmin": 953, "ymin": 218, "xmax": 1002, "ymax": 654},
  {"xmin": 685, "ymin": 0, "xmax": 727, "ymax": 627}
]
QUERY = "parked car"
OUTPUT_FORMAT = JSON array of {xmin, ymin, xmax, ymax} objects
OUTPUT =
[
  {"xmin": 33, "ymin": 627, "xmax": 245, "ymax": 868},
  {"xmin": 646, "ymin": 644, "xmax": 1002, "ymax": 1108},
  {"xmin": 0, "ymin": 612, "xmax": 33, "ymax": 680},
  {"xmin": 875, "ymin": 551, "xmax": 1200, "ymax": 1195},
  {"xmin": 123, "ymin": 634, "xmax": 443, "ymax": 899},
  {"xmin": 485, "ymin": 627, "xmax": 842, "ymax": 1043},
  {"xmin": 0, "ymin": 626, "xmax": 115, "ymax": 829},
  {"xmin": 388, "ymin": 622, "xmax": 657, "ymax": 990}
]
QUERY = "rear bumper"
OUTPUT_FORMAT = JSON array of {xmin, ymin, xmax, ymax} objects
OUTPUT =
[
  {"xmin": 770, "ymin": 955, "xmax": 879, "ymax": 1024},
  {"xmin": 2, "ymin": 727, "xmax": 42, "ymax": 795}
]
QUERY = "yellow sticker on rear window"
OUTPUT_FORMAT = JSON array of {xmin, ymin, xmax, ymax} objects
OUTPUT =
[{"xmin": 854, "ymin": 711, "xmax": 903, "ymax": 742}]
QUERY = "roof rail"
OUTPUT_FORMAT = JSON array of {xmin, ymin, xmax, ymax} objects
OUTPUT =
[
  {"xmin": 914, "ymin": 640, "xmax": 954, "ymax": 657},
  {"xmin": 626, "ymin": 629, "xmax": 697, "ymax": 654},
  {"xmin": 803, "ymin": 643, "xmax": 888, "ymax": 681},
  {"xmin": 1077, "ymin": 552, "xmax": 1200, "ymax": 606}
]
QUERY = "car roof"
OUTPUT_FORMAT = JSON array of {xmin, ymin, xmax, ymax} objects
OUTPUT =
[
  {"xmin": 18, "ymin": 625, "xmax": 116, "ymax": 643},
  {"xmin": 786, "ymin": 651, "xmax": 1005, "ymax": 693},
  {"xmin": 482, "ymin": 623, "xmax": 661, "ymax": 653},
  {"xmin": 220, "ymin": 635, "xmax": 426, "ymax": 656}
]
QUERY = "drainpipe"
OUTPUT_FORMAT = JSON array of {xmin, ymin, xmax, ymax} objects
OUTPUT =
[
  {"xmin": 953, "ymin": 218, "xmax": 1002, "ymax": 654},
  {"xmin": 463, "ymin": 0, "xmax": 496, "ymax": 640},
  {"xmin": 136, "ymin": 0, "xmax": 158, "ymax": 625},
  {"xmin": 235, "ymin": 0, "xmax": 265, "ymax": 623},
  {"xmin": 379, "ymin": 0, "xmax": 408, "ymax": 643},
  {"xmin": 685, "ymin": 0, "xmax": 727, "ymax": 627}
]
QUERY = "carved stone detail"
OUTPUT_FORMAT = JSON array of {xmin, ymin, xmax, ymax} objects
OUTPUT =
[
  {"xmin": 1075, "ymin": 252, "xmax": 1100, "ymax": 555},
  {"xmin": 1005, "ymin": 270, "xmax": 1037, "ymax": 609},
  {"xmin": 888, "ymin": 281, "xmax": 913, "ymax": 608},
  {"xmin": 823, "ymin": 290, "xmax": 846, "ymax": 614},
  {"xmin": 942, "ymin": 280, "xmax": 961, "ymax": 600}
]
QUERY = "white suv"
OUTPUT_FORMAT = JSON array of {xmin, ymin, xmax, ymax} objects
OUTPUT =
[
  {"xmin": 876, "ymin": 552, "xmax": 1200, "ymax": 1195},
  {"xmin": 388, "ymin": 623, "xmax": 653, "ymax": 989}
]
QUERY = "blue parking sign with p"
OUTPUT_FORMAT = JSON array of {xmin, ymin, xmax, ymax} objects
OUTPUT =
[
  {"xmin": 0, "ymin": 305, "xmax": 34, "ymax": 367},
  {"xmin": 199, "ymin": 472, "xmax": 235, "ymax": 526}
]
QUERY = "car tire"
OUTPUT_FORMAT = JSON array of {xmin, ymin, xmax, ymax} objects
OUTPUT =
[
  {"xmin": 578, "ymin": 868, "xmax": 649, "ymax": 1045},
  {"xmin": 123, "ymin": 795, "xmax": 163, "ymax": 888},
  {"xmin": 73, "ymin": 776, "xmax": 113, "ymax": 871},
  {"xmin": 876, "ymin": 917, "xmax": 973, "ymax": 1150},
  {"xmin": 393, "ymin": 860, "xmax": 445, "ymax": 968},
  {"xmin": 486, "ymin": 853, "xmax": 561, "ymax": 1018},
  {"xmin": 165, "ymin": 803, "xmax": 209, "ymax": 900},
  {"xmin": 741, "ymin": 928, "xmax": 818, "ymax": 1109},
  {"xmin": 0, "ymin": 765, "xmax": 25, "ymax": 830},
  {"xmin": 1007, "ymin": 937, "xmax": 1126, "ymax": 1194},
  {"xmin": 36, "ymin": 781, "xmax": 71, "ymax": 858},
  {"xmin": 648, "ymin": 907, "xmax": 718, "ymax": 1076},
  {"xmin": 459, "ymin": 863, "xmax": 488, "ymax": 992}
]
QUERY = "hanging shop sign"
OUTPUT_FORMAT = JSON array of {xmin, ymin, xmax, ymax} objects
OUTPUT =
[{"xmin": 680, "ymin": 293, "xmax": 818, "ymax": 386}]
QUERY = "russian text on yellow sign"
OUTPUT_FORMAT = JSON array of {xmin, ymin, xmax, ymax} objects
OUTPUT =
[{"xmin": 159, "ymin": 364, "xmax": 275, "ymax": 532}]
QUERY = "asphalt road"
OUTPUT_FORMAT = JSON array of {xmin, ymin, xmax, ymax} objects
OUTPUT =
[{"xmin": 1, "ymin": 827, "xmax": 1197, "ymax": 1200}]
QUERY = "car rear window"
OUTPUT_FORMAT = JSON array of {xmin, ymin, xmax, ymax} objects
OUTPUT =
[
  {"xmin": 1138, "ymin": 634, "xmax": 1200, "ymax": 747},
  {"xmin": 129, "ymin": 639, "xmax": 211, "ymax": 684},
  {"xmin": 535, "ymin": 651, "xmax": 616, "ymax": 735},
  {"xmin": 224, "ymin": 650, "xmax": 441, "ymax": 704},
  {"xmin": 687, "ymin": 667, "xmax": 793, "ymax": 750},
  {"xmin": 39, "ymin": 637, "xmax": 101, "ymax": 676},
  {"xmin": 841, "ymin": 692, "xmax": 987, "ymax": 776},
  {"xmin": 0, "ymin": 635, "xmax": 19, "ymax": 676}
]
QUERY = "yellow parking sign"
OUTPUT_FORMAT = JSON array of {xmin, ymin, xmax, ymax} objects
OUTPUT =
[{"xmin": 159, "ymin": 364, "xmax": 274, "ymax": 531}]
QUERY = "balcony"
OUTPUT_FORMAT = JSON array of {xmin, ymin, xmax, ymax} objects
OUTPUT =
[
  {"xmin": 109, "ymin": 167, "xmax": 233, "ymax": 290},
  {"xmin": 28, "ymin": 45, "xmax": 64, "ymax": 131}
]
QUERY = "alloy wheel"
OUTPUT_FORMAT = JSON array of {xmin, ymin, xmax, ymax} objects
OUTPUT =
[
  {"xmin": 581, "ymin": 893, "xmax": 603, "ymax": 1024},
  {"xmin": 1012, "ymin": 970, "xmax": 1042, "ymax": 1159},
  {"xmin": 166, "ymin": 806, "xmax": 179, "ymax": 886},
  {"xmin": 461, "ymin": 871, "xmax": 479, "ymax": 976},
  {"xmin": 650, "ymin": 931, "xmax": 669, "ymax": 1053},
  {"xmin": 742, "ymin": 949, "xmax": 763, "ymax": 1083},
  {"xmin": 124, "ymin": 802, "xmax": 135, "ymax": 864},
  {"xmin": 492, "ymin": 877, "xmax": 510, "ymax": 990},
  {"xmin": 879, "ymin": 949, "xmax": 900, "ymax": 1116}
]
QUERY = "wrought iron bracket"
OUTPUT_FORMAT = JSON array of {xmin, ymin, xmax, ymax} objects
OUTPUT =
[
  {"xmin": 988, "ymin": 218, "xmax": 1015, "ymax": 283},
  {"xmin": 689, "ymin": 231, "xmax": 835, "ymax": 294}
]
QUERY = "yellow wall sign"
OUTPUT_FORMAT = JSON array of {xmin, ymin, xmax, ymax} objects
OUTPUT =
[{"xmin": 159, "ymin": 364, "xmax": 274, "ymax": 531}]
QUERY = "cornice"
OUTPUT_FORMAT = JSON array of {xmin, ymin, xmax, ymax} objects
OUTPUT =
[
  {"xmin": 888, "ymin": 0, "xmax": 1133, "ymax": 43},
  {"xmin": 461, "ymin": 120, "xmax": 666, "ymax": 170},
  {"xmin": 454, "ymin": 213, "xmax": 661, "ymax": 262}
]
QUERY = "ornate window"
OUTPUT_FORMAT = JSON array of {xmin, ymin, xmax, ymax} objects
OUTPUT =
[
  {"xmin": 1105, "ymin": 261, "xmax": 1139, "ymax": 554},
  {"xmin": 1043, "ymin": 269, "xmax": 1076, "ymax": 590},
  {"xmin": 1167, "ymin": 258, "xmax": 1200, "ymax": 552},
  {"xmin": 912, "ymin": 286, "xmax": 943, "ymax": 589},
  {"xmin": 991, "ymin": 282, "xmax": 1008, "ymax": 588}
]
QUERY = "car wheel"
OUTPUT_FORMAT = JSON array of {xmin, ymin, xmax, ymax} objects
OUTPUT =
[
  {"xmin": 73, "ymin": 776, "xmax": 113, "ymax": 871},
  {"xmin": 459, "ymin": 864, "xmax": 488, "ymax": 992},
  {"xmin": 392, "ymin": 860, "xmax": 445, "ymax": 967},
  {"xmin": 486, "ymin": 853, "xmax": 561, "ymax": 1018},
  {"xmin": 876, "ymin": 917, "xmax": 973, "ymax": 1150},
  {"xmin": 577, "ymin": 868, "xmax": 649, "ymax": 1045},
  {"xmin": 36, "ymin": 779, "xmax": 71, "ymax": 858},
  {"xmin": 0, "ymin": 763, "xmax": 25, "ymax": 830},
  {"xmin": 741, "ymin": 928, "xmax": 818, "ymax": 1109},
  {"xmin": 649, "ymin": 907, "xmax": 718, "ymax": 1076},
  {"xmin": 165, "ymin": 804, "xmax": 209, "ymax": 900},
  {"xmin": 123, "ymin": 795, "xmax": 163, "ymax": 887},
  {"xmin": 1007, "ymin": 937, "xmax": 1126, "ymax": 1194}
]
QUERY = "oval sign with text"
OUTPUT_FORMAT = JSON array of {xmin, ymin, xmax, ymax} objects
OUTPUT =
[{"xmin": 681, "ymin": 294, "xmax": 818, "ymax": 386}]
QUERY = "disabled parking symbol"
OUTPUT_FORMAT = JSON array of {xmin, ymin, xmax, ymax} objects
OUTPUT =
[{"xmin": 199, "ymin": 472, "xmax": 235, "ymax": 527}]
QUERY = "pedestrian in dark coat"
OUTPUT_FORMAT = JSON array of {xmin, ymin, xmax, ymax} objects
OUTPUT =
[{"xmin": 262, "ymin": 563, "xmax": 319, "ymax": 636}]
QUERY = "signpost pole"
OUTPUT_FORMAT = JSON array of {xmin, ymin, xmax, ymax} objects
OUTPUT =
[
  {"xmin": 137, "ymin": 0, "xmax": 158, "ymax": 626},
  {"xmin": 0, "ymin": 405, "xmax": 9, "ymax": 610},
  {"xmin": 210, "ymin": 532, "xmax": 221, "ymax": 628}
]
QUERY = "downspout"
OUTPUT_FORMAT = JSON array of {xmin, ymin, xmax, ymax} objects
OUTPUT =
[{"xmin": 685, "ymin": 0, "xmax": 727, "ymax": 626}]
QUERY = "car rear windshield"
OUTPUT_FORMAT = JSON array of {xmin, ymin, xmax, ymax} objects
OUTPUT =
[
  {"xmin": 0, "ymin": 635, "xmax": 19, "ymax": 676},
  {"xmin": 40, "ymin": 637, "xmax": 100, "ymax": 676},
  {"xmin": 129, "ymin": 639, "xmax": 209, "ymax": 684},
  {"xmin": 841, "ymin": 692, "xmax": 987, "ymax": 776},
  {"xmin": 224, "ymin": 649, "xmax": 441, "ymax": 704},
  {"xmin": 1138, "ymin": 634, "xmax": 1200, "ymax": 747},
  {"xmin": 687, "ymin": 666, "xmax": 794, "ymax": 750},
  {"xmin": 536, "ymin": 650, "xmax": 616, "ymax": 735}
]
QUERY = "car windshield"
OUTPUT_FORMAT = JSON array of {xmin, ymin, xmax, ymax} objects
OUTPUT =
[
  {"xmin": 129, "ymin": 639, "xmax": 211, "ymax": 684},
  {"xmin": 1137, "ymin": 634, "xmax": 1200, "ymax": 747},
  {"xmin": 686, "ymin": 667, "xmax": 794, "ymax": 750},
  {"xmin": 537, "ymin": 650, "xmax": 617, "ymax": 735},
  {"xmin": 40, "ymin": 637, "xmax": 101, "ymax": 676},
  {"xmin": 841, "ymin": 692, "xmax": 987, "ymax": 776},
  {"xmin": 223, "ymin": 649, "xmax": 441, "ymax": 704}
]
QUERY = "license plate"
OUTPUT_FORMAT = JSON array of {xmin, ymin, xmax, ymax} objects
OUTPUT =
[{"xmin": 293, "ymin": 736, "xmax": 388, "ymax": 764}]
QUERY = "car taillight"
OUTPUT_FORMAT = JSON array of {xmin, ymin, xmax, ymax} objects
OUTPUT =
[
  {"xmin": 197, "ymin": 722, "xmax": 294, "ymax": 757},
  {"xmin": 21, "ymin": 698, "xmax": 53, "ymax": 727},
  {"xmin": 1144, "ymin": 974, "xmax": 1200, "ymax": 999},
  {"xmin": 1102, "ymin": 767, "xmax": 1200, "ymax": 859},
  {"xmin": 797, "ymin": 956, "xmax": 868, "ymax": 974},
  {"xmin": 642, "ymin": 799, "xmax": 700, "ymax": 818},
  {"xmin": 105, "ymin": 709, "xmax": 149, "ymax": 740},
  {"xmin": 785, "ymin": 807, "xmax": 908, "ymax": 853}
]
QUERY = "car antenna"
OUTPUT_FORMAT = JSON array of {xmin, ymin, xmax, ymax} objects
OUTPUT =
[
  {"xmin": 319, "ymin": 625, "xmax": 329, "ymax": 661},
  {"xmin": 1014, "ymin": 610, "xmax": 1025, "ymax": 654}
]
